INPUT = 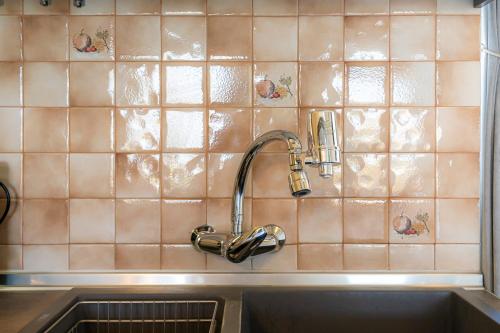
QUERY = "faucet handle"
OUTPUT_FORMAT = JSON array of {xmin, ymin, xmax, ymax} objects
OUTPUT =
[{"xmin": 225, "ymin": 226, "xmax": 267, "ymax": 263}]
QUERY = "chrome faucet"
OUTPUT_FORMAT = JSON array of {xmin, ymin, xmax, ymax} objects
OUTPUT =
[{"xmin": 191, "ymin": 110, "xmax": 341, "ymax": 263}]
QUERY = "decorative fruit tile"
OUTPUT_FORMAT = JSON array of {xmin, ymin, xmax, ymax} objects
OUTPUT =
[
  {"xmin": 254, "ymin": 62, "xmax": 297, "ymax": 107},
  {"xmin": 389, "ymin": 199, "xmax": 435, "ymax": 244},
  {"xmin": 69, "ymin": 16, "xmax": 114, "ymax": 61}
]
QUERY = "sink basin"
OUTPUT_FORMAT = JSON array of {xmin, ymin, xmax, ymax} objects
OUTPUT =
[{"xmin": 241, "ymin": 289, "xmax": 500, "ymax": 333}]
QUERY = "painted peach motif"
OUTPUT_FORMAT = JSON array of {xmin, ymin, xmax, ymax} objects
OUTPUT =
[
  {"xmin": 256, "ymin": 74, "xmax": 293, "ymax": 100},
  {"xmin": 72, "ymin": 28, "xmax": 110, "ymax": 54}
]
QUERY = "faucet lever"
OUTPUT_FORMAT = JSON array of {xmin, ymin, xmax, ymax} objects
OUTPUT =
[{"xmin": 225, "ymin": 227, "xmax": 267, "ymax": 263}]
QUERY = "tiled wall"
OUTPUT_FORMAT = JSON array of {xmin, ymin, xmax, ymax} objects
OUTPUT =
[{"xmin": 0, "ymin": 0, "xmax": 481, "ymax": 272}]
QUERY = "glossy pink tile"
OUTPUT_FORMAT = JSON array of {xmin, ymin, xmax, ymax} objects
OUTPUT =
[
  {"xmin": 208, "ymin": 17, "xmax": 252, "ymax": 61},
  {"xmin": 24, "ymin": 62, "xmax": 69, "ymax": 107},
  {"xmin": 253, "ymin": 199, "xmax": 297, "ymax": 243},
  {"xmin": 435, "ymin": 244, "xmax": 479, "ymax": 272},
  {"xmin": 345, "ymin": 62, "xmax": 388, "ymax": 106},
  {"xmin": 23, "ymin": 16, "xmax": 68, "ymax": 60},
  {"xmin": 253, "ymin": 17, "xmax": 297, "ymax": 61},
  {"xmin": 436, "ymin": 62, "xmax": 480, "ymax": 107},
  {"xmin": 436, "ymin": 153, "xmax": 479, "ymax": 198},
  {"xmin": 390, "ymin": 108, "xmax": 435, "ymax": 152},
  {"xmin": 254, "ymin": 108, "xmax": 298, "ymax": 152},
  {"xmin": 208, "ymin": 108, "xmax": 252, "ymax": 152},
  {"xmin": 209, "ymin": 63, "xmax": 252, "ymax": 106},
  {"xmin": 391, "ymin": 62, "xmax": 435, "ymax": 106},
  {"xmin": 115, "ymin": 244, "xmax": 161, "ymax": 270},
  {"xmin": 437, "ymin": 107, "xmax": 480, "ymax": 152},
  {"xmin": 162, "ymin": 153, "xmax": 206, "ymax": 197},
  {"xmin": 70, "ymin": 245, "xmax": 115, "ymax": 270},
  {"xmin": 298, "ymin": 198, "xmax": 342, "ymax": 243},
  {"xmin": 69, "ymin": 154, "xmax": 115, "ymax": 198},
  {"xmin": 298, "ymin": 244, "xmax": 343, "ymax": 270},
  {"xmin": 162, "ymin": 199, "xmax": 206, "ymax": 243},
  {"xmin": 343, "ymin": 244, "xmax": 388, "ymax": 270},
  {"xmin": 0, "ymin": 16, "xmax": 22, "ymax": 61},
  {"xmin": 23, "ymin": 199, "xmax": 68, "ymax": 244},
  {"xmin": 390, "ymin": 16, "xmax": 435, "ymax": 61},
  {"xmin": 116, "ymin": 16, "xmax": 161, "ymax": 61},
  {"xmin": 69, "ymin": 199, "xmax": 115, "ymax": 243},
  {"xmin": 69, "ymin": 16, "xmax": 115, "ymax": 61},
  {"xmin": 344, "ymin": 108, "xmax": 388, "ymax": 152},
  {"xmin": 344, "ymin": 199, "xmax": 388, "ymax": 243},
  {"xmin": 163, "ymin": 63, "xmax": 205, "ymax": 106},
  {"xmin": 207, "ymin": 198, "xmax": 252, "ymax": 234},
  {"xmin": 162, "ymin": 0, "xmax": 206, "ymax": 15},
  {"xmin": 23, "ymin": 245, "xmax": 68, "ymax": 272},
  {"xmin": 162, "ymin": 16, "xmax": 206, "ymax": 61},
  {"xmin": 116, "ymin": 0, "xmax": 161, "ymax": 14},
  {"xmin": 70, "ymin": 62, "xmax": 115, "ymax": 107},
  {"xmin": 207, "ymin": 252, "xmax": 251, "ymax": 271},
  {"xmin": 389, "ymin": 244, "xmax": 434, "ymax": 271},
  {"xmin": 252, "ymin": 245, "xmax": 297, "ymax": 271},
  {"xmin": 24, "ymin": 154, "xmax": 68, "ymax": 198},
  {"xmin": 208, "ymin": 0, "xmax": 252, "ymax": 15},
  {"xmin": 345, "ymin": 0, "xmax": 389, "ymax": 15},
  {"xmin": 389, "ymin": 199, "xmax": 435, "ymax": 244},
  {"xmin": 161, "ymin": 244, "xmax": 206, "ymax": 270},
  {"xmin": 344, "ymin": 16, "xmax": 389, "ymax": 61},
  {"xmin": 69, "ymin": 108, "xmax": 114, "ymax": 153},
  {"xmin": 208, "ymin": 154, "xmax": 247, "ymax": 198},
  {"xmin": 436, "ymin": 199, "xmax": 479, "ymax": 243},
  {"xmin": 24, "ymin": 108, "xmax": 68, "ymax": 153},
  {"xmin": 390, "ymin": 153, "xmax": 435, "ymax": 197},
  {"xmin": 255, "ymin": 0, "xmax": 298, "ymax": 15},
  {"xmin": 344, "ymin": 154, "xmax": 389, "ymax": 197},
  {"xmin": 298, "ymin": 0, "xmax": 343, "ymax": 14},
  {"xmin": 253, "ymin": 153, "xmax": 292, "ymax": 198},
  {"xmin": 299, "ymin": 62, "xmax": 344, "ymax": 107},
  {"xmin": 116, "ymin": 108, "xmax": 160, "ymax": 152},
  {"xmin": 0, "ymin": 108, "xmax": 22, "ymax": 152},
  {"xmin": 116, "ymin": 154, "xmax": 161, "ymax": 198},
  {"xmin": 116, "ymin": 62, "xmax": 160, "ymax": 107},
  {"xmin": 390, "ymin": 0, "xmax": 436, "ymax": 14},
  {"xmin": 0, "ymin": 62, "xmax": 22, "ymax": 107},
  {"xmin": 299, "ymin": 16, "xmax": 343, "ymax": 62},
  {"xmin": 163, "ymin": 109, "xmax": 205, "ymax": 152},
  {"xmin": 116, "ymin": 199, "xmax": 161, "ymax": 243},
  {"xmin": 437, "ymin": 0, "xmax": 480, "ymax": 15}
]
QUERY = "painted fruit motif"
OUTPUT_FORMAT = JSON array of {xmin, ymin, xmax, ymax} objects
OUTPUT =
[
  {"xmin": 393, "ymin": 214, "xmax": 412, "ymax": 234},
  {"xmin": 256, "ymin": 79, "xmax": 275, "ymax": 98},
  {"xmin": 73, "ymin": 29, "xmax": 92, "ymax": 52}
]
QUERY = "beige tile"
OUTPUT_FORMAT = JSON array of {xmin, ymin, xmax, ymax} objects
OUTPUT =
[
  {"xmin": 298, "ymin": 244, "xmax": 343, "ymax": 270},
  {"xmin": 345, "ymin": 62, "xmax": 388, "ymax": 106},
  {"xmin": 208, "ymin": 153, "xmax": 247, "ymax": 198},
  {"xmin": 208, "ymin": 16, "xmax": 252, "ymax": 61},
  {"xmin": 0, "ymin": 199, "xmax": 22, "ymax": 244},
  {"xmin": 390, "ymin": 108, "xmax": 435, "ymax": 152},
  {"xmin": 69, "ymin": 16, "xmax": 115, "ymax": 61},
  {"xmin": 299, "ymin": 62, "xmax": 344, "ymax": 107},
  {"xmin": 252, "ymin": 245, "xmax": 297, "ymax": 271},
  {"xmin": 23, "ymin": 245, "xmax": 68, "ymax": 272},
  {"xmin": 343, "ymin": 244, "xmax": 388, "ymax": 270},
  {"xmin": 162, "ymin": 16, "xmax": 206, "ymax": 61},
  {"xmin": 436, "ymin": 153, "xmax": 479, "ymax": 198},
  {"xmin": 69, "ymin": 154, "xmax": 115, "ymax": 198},
  {"xmin": 254, "ymin": 108, "xmax": 298, "ymax": 152},
  {"xmin": 390, "ymin": 153, "xmax": 435, "ymax": 197},
  {"xmin": 299, "ymin": 16, "xmax": 343, "ymax": 62},
  {"xmin": 344, "ymin": 154, "xmax": 389, "ymax": 197},
  {"xmin": 389, "ymin": 199, "xmax": 435, "ymax": 243},
  {"xmin": 163, "ymin": 109, "xmax": 205, "ymax": 152},
  {"xmin": 23, "ymin": 0, "xmax": 69, "ymax": 14},
  {"xmin": 23, "ymin": 199, "xmax": 68, "ymax": 244},
  {"xmin": 298, "ymin": 198, "xmax": 342, "ymax": 243},
  {"xmin": 116, "ymin": 62, "xmax": 160, "ymax": 107},
  {"xmin": 391, "ymin": 62, "xmax": 435, "ymax": 106},
  {"xmin": 253, "ymin": 17, "xmax": 297, "ymax": 61},
  {"xmin": 436, "ymin": 62, "xmax": 480, "ymax": 107},
  {"xmin": 252, "ymin": 153, "xmax": 291, "ymax": 198},
  {"xmin": 344, "ymin": 199, "xmax": 388, "ymax": 243},
  {"xmin": 437, "ymin": 0, "xmax": 480, "ymax": 15},
  {"xmin": 70, "ymin": 244, "xmax": 115, "ymax": 270},
  {"xmin": 70, "ymin": 108, "xmax": 114, "ymax": 153},
  {"xmin": 435, "ymin": 244, "xmax": 479, "ymax": 272},
  {"xmin": 436, "ymin": 199, "xmax": 479, "ymax": 243},
  {"xmin": 389, "ymin": 244, "xmax": 434, "ymax": 271},
  {"xmin": 162, "ymin": 199, "xmax": 206, "ymax": 244},
  {"xmin": 0, "ymin": 245, "xmax": 22, "ymax": 270},
  {"xmin": 70, "ymin": 0, "xmax": 114, "ymax": 15},
  {"xmin": 207, "ymin": 253, "xmax": 251, "ymax": 271},
  {"xmin": 116, "ymin": 0, "xmax": 161, "ymax": 14},
  {"xmin": 162, "ymin": 153, "xmax": 206, "ymax": 197},
  {"xmin": 116, "ymin": 153, "xmax": 161, "ymax": 198},
  {"xmin": 23, "ymin": 16, "xmax": 67, "ymax": 61},
  {"xmin": 116, "ymin": 108, "xmax": 160, "ymax": 152},
  {"xmin": 115, "ymin": 244, "xmax": 161, "ymax": 270},
  {"xmin": 0, "ymin": 16, "xmax": 22, "ymax": 61},
  {"xmin": 116, "ymin": 16, "xmax": 161, "ymax": 61},
  {"xmin": 0, "ymin": 154, "xmax": 22, "ymax": 197},
  {"xmin": 69, "ymin": 199, "xmax": 115, "ymax": 243},
  {"xmin": 207, "ymin": 0, "xmax": 252, "ymax": 15},
  {"xmin": 344, "ymin": 108, "xmax": 388, "ymax": 152},
  {"xmin": 298, "ymin": 0, "xmax": 343, "ymax": 14},
  {"xmin": 24, "ymin": 108, "xmax": 68, "ymax": 153},
  {"xmin": 253, "ymin": 199, "xmax": 297, "ymax": 243},
  {"xmin": 255, "ymin": 0, "xmax": 297, "ymax": 15},
  {"xmin": 70, "ymin": 62, "xmax": 115, "ymax": 107},
  {"xmin": 390, "ymin": 0, "xmax": 436, "ymax": 14},
  {"xmin": 299, "ymin": 166, "xmax": 342, "ymax": 198},
  {"xmin": 161, "ymin": 244, "xmax": 206, "ymax": 270},
  {"xmin": 0, "ymin": 108, "xmax": 22, "ymax": 152},
  {"xmin": 0, "ymin": 0, "xmax": 22, "ymax": 15},
  {"xmin": 0, "ymin": 62, "xmax": 22, "ymax": 106},
  {"xmin": 207, "ymin": 198, "xmax": 252, "ymax": 234},
  {"xmin": 163, "ymin": 63, "xmax": 205, "ymax": 106},
  {"xmin": 209, "ymin": 63, "xmax": 252, "ymax": 106},
  {"xmin": 345, "ymin": 0, "xmax": 389, "ymax": 15},
  {"xmin": 24, "ymin": 154, "xmax": 68, "ymax": 198},
  {"xmin": 208, "ymin": 108, "xmax": 252, "ymax": 152},
  {"xmin": 390, "ymin": 16, "xmax": 435, "ymax": 61},
  {"xmin": 24, "ymin": 62, "xmax": 69, "ymax": 107},
  {"xmin": 254, "ymin": 62, "xmax": 298, "ymax": 107},
  {"xmin": 344, "ymin": 16, "xmax": 389, "ymax": 61},
  {"xmin": 116, "ymin": 199, "xmax": 161, "ymax": 243},
  {"xmin": 163, "ymin": 0, "xmax": 205, "ymax": 15},
  {"xmin": 437, "ymin": 107, "xmax": 480, "ymax": 152}
]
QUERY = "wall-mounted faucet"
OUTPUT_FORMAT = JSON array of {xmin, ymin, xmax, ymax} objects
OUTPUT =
[{"xmin": 191, "ymin": 110, "xmax": 341, "ymax": 263}]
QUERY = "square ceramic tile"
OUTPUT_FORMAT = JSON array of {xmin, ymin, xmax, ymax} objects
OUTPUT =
[
  {"xmin": 390, "ymin": 153, "xmax": 435, "ymax": 197},
  {"xmin": 390, "ymin": 0, "xmax": 436, "ymax": 14},
  {"xmin": 162, "ymin": 16, "xmax": 206, "ymax": 61},
  {"xmin": 209, "ymin": 63, "xmax": 252, "ymax": 106},
  {"xmin": 208, "ymin": 108, "xmax": 252, "ymax": 152},
  {"xmin": 345, "ymin": 0, "xmax": 389, "ymax": 15},
  {"xmin": 116, "ymin": 0, "xmax": 161, "ymax": 14},
  {"xmin": 23, "ymin": 0, "xmax": 69, "ymax": 15},
  {"xmin": 208, "ymin": 252, "xmax": 251, "ymax": 271},
  {"xmin": 0, "ymin": 16, "xmax": 22, "ymax": 61},
  {"xmin": 24, "ymin": 62, "xmax": 69, "ymax": 107},
  {"xmin": 0, "ymin": 0, "xmax": 22, "ymax": 14},
  {"xmin": 70, "ymin": 0, "xmax": 115, "ymax": 15},
  {"xmin": 208, "ymin": 16, "xmax": 252, "ymax": 61},
  {"xmin": 253, "ymin": 17, "xmax": 297, "ymax": 61},
  {"xmin": 436, "ymin": 0, "xmax": 480, "ymax": 14},
  {"xmin": 344, "ymin": 153, "xmax": 389, "ymax": 197},
  {"xmin": 345, "ymin": 62, "xmax": 388, "ymax": 106},
  {"xmin": 70, "ymin": 62, "xmax": 115, "ymax": 107},
  {"xmin": 344, "ymin": 199, "xmax": 388, "ymax": 243},
  {"xmin": 116, "ymin": 62, "xmax": 160, "ymax": 107},
  {"xmin": 299, "ymin": 62, "xmax": 344, "ymax": 107},
  {"xmin": 208, "ymin": 154, "xmax": 247, "ymax": 198},
  {"xmin": 254, "ymin": 0, "xmax": 297, "ymax": 15},
  {"xmin": 116, "ymin": 108, "xmax": 160, "ymax": 152},
  {"xmin": 70, "ymin": 245, "xmax": 115, "ymax": 270},
  {"xmin": 0, "ymin": 154, "xmax": 22, "ymax": 197},
  {"xmin": 0, "ymin": 245, "xmax": 22, "ymax": 270},
  {"xmin": 343, "ymin": 244, "xmax": 388, "ymax": 270},
  {"xmin": 437, "ymin": 16, "xmax": 480, "ymax": 61},
  {"xmin": 161, "ymin": 245, "xmax": 206, "ymax": 270},
  {"xmin": 116, "ymin": 153, "xmax": 161, "ymax": 198},
  {"xmin": 23, "ymin": 199, "xmax": 68, "ymax": 244},
  {"xmin": 69, "ymin": 16, "xmax": 114, "ymax": 61},
  {"xmin": 435, "ymin": 244, "xmax": 479, "ymax": 272},
  {"xmin": 253, "ymin": 199, "xmax": 297, "ymax": 243},
  {"xmin": 252, "ymin": 153, "xmax": 292, "ymax": 198},
  {"xmin": 390, "ymin": 16, "xmax": 435, "ymax": 61},
  {"xmin": 116, "ymin": 199, "xmax": 161, "ymax": 243},
  {"xmin": 252, "ymin": 244, "xmax": 297, "ymax": 271},
  {"xmin": 389, "ymin": 199, "xmax": 435, "ymax": 243},
  {"xmin": 69, "ymin": 154, "xmax": 115, "ymax": 197},
  {"xmin": 69, "ymin": 199, "xmax": 115, "ymax": 243},
  {"xmin": 298, "ymin": 244, "xmax": 343, "ymax": 270},
  {"xmin": 298, "ymin": 198, "xmax": 342, "ymax": 243},
  {"xmin": 163, "ymin": 108, "xmax": 205, "ymax": 152},
  {"xmin": 24, "ymin": 108, "xmax": 69, "ymax": 152},
  {"xmin": 115, "ymin": 244, "xmax": 160, "ymax": 270},
  {"xmin": 162, "ymin": 199, "xmax": 206, "ymax": 243},
  {"xmin": 298, "ymin": 0, "xmax": 343, "ymax": 14},
  {"xmin": 437, "ymin": 107, "xmax": 480, "ymax": 152},
  {"xmin": 24, "ymin": 153, "xmax": 68, "ymax": 198},
  {"xmin": 116, "ymin": 16, "xmax": 161, "ymax": 61},
  {"xmin": 389, "ymin": 244, "xmax": 434, "ymax": 271},
  {"xmin": 254, "ymin": 108, "xmax": 298, "ymax": 152},
  {"xmin": 436, "ymin": 199, "xmax": 479, "ymax": 243},
  {"xmin": 23, "ymin": 245, "xmax": 68, "ymax": 272},
  {"xmin": 390, "ymin": 108, "xmax": 435, "ymax": 152},
  {"xmin": 0, "ymin": 62, "xmax": 22, "ymax": 106},
  {"xmin": 163, "ymin": 63, "xmax": 205, "ymax": 106},
  {"xmin": 23, "ymin": 16, "xmax": 68, "ymax": 61},
  {"xmin": 162, "ymin": 0, "xmax": 206, "ymax": 15},
  {"xmin": 162, "ymin": 153, "xmax": 206, "ymax": 197},
  {"xmin": 254, "ymin": 62, "xmax": 298, "ymax": 107},
  {"xmin": 0, "ymin": 199, "xmax": 22, "ymax": 244},
  {"xmin": 436, "ymin": 62, "xmax": 481, "ymax": 107},
  {"xmin": 207, "ymin": 198, "xmax": 252, "ymax": 234},
  {"xmin": 391, "ymin": 62, "xmax": 435, "ymax": 106},
  {"xmin": 344, "ymin": 16, "xmax": 389, "ymax": 61},
  {"xmin": 344, "ymin": 108, "xmax": 388, "ymax": 152},
  {"xmin": 207, "ymin": 0, "xmax": 252, "ymax": 15},
  {"xmin": 436, "ymin": 153, "xmax": 479, "ymax": 198},
  {"xmin": 299, "ymin": 16, "xmax": 343, "ymax": 62},
  {"xmin": 0, "ymin": 108, "xmax": 22, "ymax": 152},
  {"xmin": 70, "ymin": 108, "xmax": 114, "ymax": 153}
]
